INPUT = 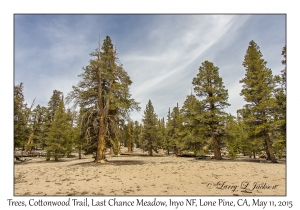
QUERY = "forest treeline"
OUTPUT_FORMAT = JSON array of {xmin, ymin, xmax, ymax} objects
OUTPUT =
[{"xmin": 14, "ymin": 37, "xmax": 286, "ymax": 163}]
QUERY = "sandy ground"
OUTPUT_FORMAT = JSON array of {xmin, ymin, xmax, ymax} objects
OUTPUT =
[{"xmin": 14, "ymin": 151, "xmax": 286, "ymax": 196}]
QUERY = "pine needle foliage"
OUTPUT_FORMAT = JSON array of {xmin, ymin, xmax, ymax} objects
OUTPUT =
[
  {"xmin": 240, "ymin": 40, "xmax": 279, "ymax": 163},
  {"xmin": 45, "ymin": 97, "xmax": 73, "ymax": 161},
  {"xmin": 141, "ymin": 100, "xmax": 159, "ymax": 156},
  {"xmin": 192, "ymin": 60, "xmax": 230, "ymax": 159},
  {"xmin": 67, "ymin": 36, "xmax": 139, "ymax": 162}
]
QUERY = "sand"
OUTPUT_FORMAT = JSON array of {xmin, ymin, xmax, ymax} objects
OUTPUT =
[{"xmin": 14, "ymin": 150, "xmax": 286, "ymax": 196}]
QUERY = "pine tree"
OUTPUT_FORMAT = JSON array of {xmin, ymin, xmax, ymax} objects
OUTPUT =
[
  {"xmin": 47, "ymin": 90, "xmax": 63, "ymax": 122},
  {"xmin": 122, "ymin": 121, "xmax": 134, "ymax": 152},
  {"xmin": 14, "ymin": 83, "xmax": 30, "ymax": 149},
  {"xmin": 155, "ymin": 118, "xmax": 165, "ymax": 152},
  {"xmin": 158, "ymin": 117, "xmax": 166, "ymax": 153},
  {"xmin": 273, "ymin": 45, "xmax": 286, "ymax": 158},
  {"xmin": 25, "ymin": 105, "xmax": 46, "ymax": 153},
  {"xmin": 141, "ymin": 100, "xmax": 158, "ymax": 156},
  {"xmin": 132, "ymin": 120, "xmax": 142, "ymax": 149},
  {"xmin": 178, "ymin": 93, "xmax": 206, "ymax": 155},
  {"xmin": 240, "ymin": 40, "xmax": 278, "ymax": 163},
  {"xmin": 45, "ymin": 97, "xmax": 73, "ymax": 161},
  {"xmin": 72, "ymin": 116, "xmax": 83, "ymax": 159},
  {"xmin": 224, "ymin": 113, "xmax": 256, "ymax": 159},
  {"xmin": 67, "ymin": 36, "xmax": 139, "ymax": 163},
  {"xmin": 280, "ymin": 45, "xmax": 286, "ymax": 92},
  {"xmin": 235, "ymin": 108, "xmax": 260, "ymax": 157},
  {"xmin": 14, "ymin": 83, "xmax": 35, "ymax": 151},
  {"xmin": 165, "ymin": 108, "xmax": 172, "ymax": 155},
  {"xmin": 192, "ymin": 60, "xmax": 230, "ymax": 160},
  {"xmin": 169, "ymin": 104, "xmax": 182, "ymax": 155},
  {"xmin": 43, "ymin": 90, "xmax": 64, "ymax": 160}
]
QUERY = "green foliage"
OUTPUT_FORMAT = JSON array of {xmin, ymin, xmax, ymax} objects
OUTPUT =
[
  {"xmin": 240, "ymin": 40, "xmax": 279, "ymax": 162},
  {"xmin": 236, "ymin": 108, "xmax": 264, "ymax": 156},
  {"xmin": 67, "ymin": 36, "xmax": 140, "ymax": 160},
  {"xmin": 192, "ymin": 60, "xmax": 230, "ymax": 159},
  {"xmin": 14, "ymin": 83, "xmax": 31, "ymax": 148},
  {"xmin": 132, "ymin": 121, "xmax": 142, "ymax": 148},
  {"xmin": 47, "ymin": 90, "xmax": 64, "ymax": 122},
  {"xmin": 157, "ymin": 118, "xmax": 166, "ymax": 151},
  {"xmin": 45, "ymin": 97, "xmax": 73, "ymax": 161},
  {"xmin": 272, "ymin": 139, "xmax": 286, "ymax": 159},
  {"xmin": 225, "ymin": 115, "xmax": 244, "ymax": 159},
  {"xmin": 165, "ymin": 108, "xmax": 173, "ymax": 155},
  {"xmin": 167, "ymin": 104, "xmax": 181, "ymax": 154},
  {"xmin": 14, "ymin": 39, "xmax": 285, "ymax": 163},
  {"xmin": 141, "ymin": 100, "xmax": 159, "ymax": 155},
  {"xmin": 122, "ymin": 121, "xmax": 134, "ymax": 151},
  {"xmin": 177, "ymin": 94, "xmax": 206, "ymax": 154},
  {"xmin": 271, "ymin": 45, "xmax": 286, "ymax": 158},
  {"xmin": 26, "ymin": 105, "xmax": 48, "ymax": 150}
]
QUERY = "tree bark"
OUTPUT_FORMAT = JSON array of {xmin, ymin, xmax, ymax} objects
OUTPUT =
[
  {"xmin": 78, "ymin": 145, "xmax": 82, "ymax": 159},
  {"xmin": 96, "ymin": 115, "xmax": 106, "ymax": 162},
  {"xmin": 149, "ymin": 145, "xmax": 153, "ymax": 156},
  {"xmin": 128, "ymin": 143, "xmax": 131, "ymax": 152},
  {"xmin": 213, "ymin": 135, "xmax": 222, "ymax": 160},
  {"xmin": 127, "ymin": 125, "xmax": 131, "ymax": 152},
  {"xmin": 95, "ymin": 61, "xmax": 107, "ymax": 163},
  {"xmin": 25, "ymin": 132, "xmax": 35, "ymax": 154},
  {"xmin": 265, "ymin": 135, "xmax": 277, "ymax": 163}
]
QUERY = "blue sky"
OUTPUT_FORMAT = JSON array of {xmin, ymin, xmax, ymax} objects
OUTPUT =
[{"xmin": 14, "ymin": 14, "xmax": 286, "ymax": 122}]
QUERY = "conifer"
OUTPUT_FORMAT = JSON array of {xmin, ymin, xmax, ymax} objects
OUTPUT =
[
  {"xmin": 240, "ymin": 40, "xmax": 278, "ymax": 163},
  {"xmin": 141, "ymin": 100, "xmax": 158, "ymax": 156},
  {"xmin": 192, "ymin": 60, "xmax": 230, "ymax": 160}
]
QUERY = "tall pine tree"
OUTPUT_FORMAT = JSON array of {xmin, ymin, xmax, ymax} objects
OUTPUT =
[
  {"xmin": 67, "ymin": 36, "xmax": 139, "ymax": 163},
  {"xmin": 169, "ymin": 104, "xmax": 181, "ymax": 155},
  {"xmin": 45, "ymin": 96, "xmax": 73, "ymax": 161},
  {"xmin": 141, "ymin": 100, "xmax": 158, "ymax": 156},
  {"xmin": 273, "ymin": 45, "xmax": 286, "ymax": 158},
  {"xmin": 192, "ymin": 60, "xmax": 230, "ymax": 160},
  {"xmin": 240, "ymin": 40, "xmax": 278, "ymax": 163},
  {"xmin": 14, "ymin": 83, "xmax": 30, "ymax": 149}
]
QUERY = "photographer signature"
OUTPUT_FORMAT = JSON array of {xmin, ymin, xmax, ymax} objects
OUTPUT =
[{"xmin": 204, "ymin": 181, "xmax": 278, "ymax": 192}]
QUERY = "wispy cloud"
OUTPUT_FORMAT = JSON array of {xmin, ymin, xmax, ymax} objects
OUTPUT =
[{"xmin": 14, "ymin": 14, "xmax": 286, "ymax": 122}]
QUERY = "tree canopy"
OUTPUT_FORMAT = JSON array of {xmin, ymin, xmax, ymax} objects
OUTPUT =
[
  {"xmin": 14, "ymin": 38, "xmax": 285, "ymax": 164},
  {"xmin": 240, "ymin": 40, "xmax": 279, "ymax": 163},
  {"xmin": 67, "ymin": 36, "xmax": 140, "ymax": 162}
]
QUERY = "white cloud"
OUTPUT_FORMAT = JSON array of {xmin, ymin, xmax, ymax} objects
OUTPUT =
[{"xmin": 14, "ymin": 14, "xmax": 285, "ymax": 122}]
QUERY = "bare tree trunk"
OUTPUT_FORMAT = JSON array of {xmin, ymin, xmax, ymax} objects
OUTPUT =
[
  {"xmin": 78, "ymin": 145, "xmax": 82, "ymax": 159},
  {"xmin": 265, "ymin": 135, "xmax": 277, "ymax": 163},
  {"xmin": 95, "ymin": 62, "xmax": 107, "ymax": 163},
  {"xmin": 213, "ymin": 135, "xmax": 222, "ymax": 160},
  {"xmin": 25, "ymin": 133, "xmax": 35, "ymax": 154},
  {"xmin": 128, "ymin": 143, "xmax": 131, "ymax": 152},
  {"xmin": 96, "ymin": 114, "xmax": 106, "ymax": 162},
  {"xmin": 149, "ymin": 145, "xmax": 153, "ymax": 156},
  {"xmin": 127, "ymin": 125, "xmax": 131, "ymax": 152}
]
